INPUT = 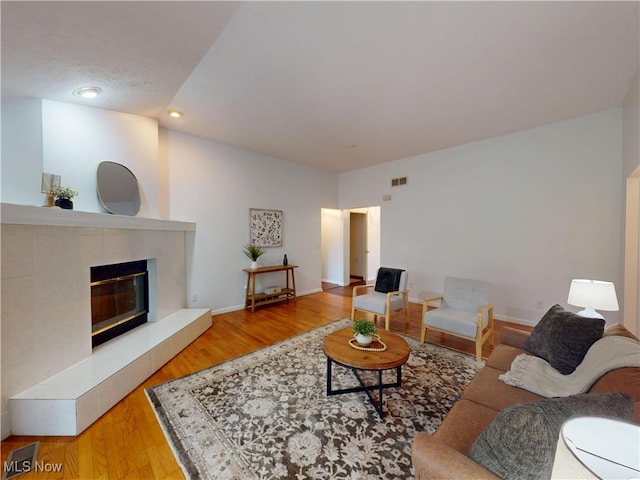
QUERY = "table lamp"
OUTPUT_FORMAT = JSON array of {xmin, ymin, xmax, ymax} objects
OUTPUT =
[
  {"xmin": 567, "ymin": 279, "xmax": 619, "ymax": 320},
  {"xmin": 41, "ymin": 172, "xmax": 61, "ymax": 207}
]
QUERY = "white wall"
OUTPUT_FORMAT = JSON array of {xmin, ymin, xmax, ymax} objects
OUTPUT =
[
  {"xmin": 1, "ymin": 101, "xmax": 628, "ymax": 324},
  {"xmin": 162, "ymin": 129, "xmax": 338, "ymax": 313},
  {"xmin": 1, "ymin": 99, "xmax": 44, "ymax": 206},
  {"xmin": 339, "ymin": 109, "xmax": 624, "ymax": 326},
  {"xmin": 41, "ymin": 101, "xmax": 160, "ymax": 218},
  {"xmin": 321, "ymin": 208, "xmax": 346, "ymax": 285},
  {"xmin": 1, "ymin": 100, "xmax": 339, "ymax": 314},
  {"xmin": 1, "ymin": 100, "xmax": 160, "ymax": 218}
]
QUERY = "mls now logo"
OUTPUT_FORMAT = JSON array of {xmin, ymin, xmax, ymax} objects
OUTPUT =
[
  {"xmin": 3, "ymin": 460, "xmax": 63, "ymax": 475},
  {"xmin": 2, "ymin": 442, "xmax": 62, "ymax": 479}
]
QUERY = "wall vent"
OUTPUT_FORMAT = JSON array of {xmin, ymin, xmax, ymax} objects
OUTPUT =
[{"xmin": 391, "ymin": 177, "xmax": 407, "ymax": 187}]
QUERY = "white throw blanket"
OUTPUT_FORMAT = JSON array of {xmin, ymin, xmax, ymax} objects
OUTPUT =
[{"xmin": 499, "ymin": 335, "xmax": 640, "ymax": 398}]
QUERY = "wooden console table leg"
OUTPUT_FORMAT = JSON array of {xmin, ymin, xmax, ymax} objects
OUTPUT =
[
  {"xmin": 290, "ymin": 268, "xmax": 297, "ymax": 302},
  {"xmin": 251, "ymin": 273, "xmax": 257, "ymax": 312},
  {"xmin": 245, "ymin": 271, "xmax": 251, "ymax": 308}
]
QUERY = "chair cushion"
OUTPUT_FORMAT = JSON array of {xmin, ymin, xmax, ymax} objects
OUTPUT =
[
  {"xmin": 374, "ymin": 267, "xmax": 404, "ymax": 293},
  {"xmin": 442, "ymin": 277, "xmax": 489, "ymax": 313},
  {"xmin": 353, "ymin": 291, "xmax": 405, "ymax": 315},
  {"xmin": 468, "ymin": 392, "xmax": 635, "ymax": 480},
  {"xmin": 524, "ymin": 304, "xmax": 604, "ymax": 374},
  {"xmin": 485, "ymin": 344, "xmax": 524, "ymax": 372},
  {"xmin": 424, "ymin": 308, "xmax": 485, "ymax": 338},
  {"xmin": 463, "ymin": 366, "xmax": 544, "ymax": 411}
]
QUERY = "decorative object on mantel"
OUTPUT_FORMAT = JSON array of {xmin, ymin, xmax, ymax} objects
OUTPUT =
[
  {"xmin": 249, "ymin": 208, "xmax": 283, "ymax": 247},
  {"xmin": 352, "ymin": 318, "xmax": 377, "ymax": 346},
  {"xmin": 243, "ymin": 243, "xmax": 265, "ymax": 269},
  {"xmin": 96, "ymin": 161, "xmax": 141, "ymax": 216},
  {"xmin": 41, "ymin": 172, "xmax": 61, "ymax": 207},
  {"xmin": 282, "ymin": 253, "xmax": 288, "ymax": 265},
  {"xmin": 55, "ymin": 186, "xmax": 78, "ymax": 210}
]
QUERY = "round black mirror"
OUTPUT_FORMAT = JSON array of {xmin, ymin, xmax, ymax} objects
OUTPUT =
[{"xmin": 96, "ymin": 161, "xmax": 141, "ymax": 216}]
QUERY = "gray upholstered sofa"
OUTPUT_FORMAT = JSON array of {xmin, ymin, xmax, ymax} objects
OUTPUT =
[{"xmin": 412, "ymin": 306, "xmax": 640, "ymax": 480}]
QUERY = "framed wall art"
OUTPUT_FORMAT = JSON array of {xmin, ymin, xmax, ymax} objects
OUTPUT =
[{"xmin": 249, "ymin": 208, "xmax": 283, "ymax": 247}]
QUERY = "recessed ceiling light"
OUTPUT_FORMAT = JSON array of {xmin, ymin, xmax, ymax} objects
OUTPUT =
[
  {"xmin": 73, "ymin": 86, "xmax": 102, "ymax": 98},
  {"xmin": 167, "ymin": 109, "xmax": 184, "ymax": 119}
]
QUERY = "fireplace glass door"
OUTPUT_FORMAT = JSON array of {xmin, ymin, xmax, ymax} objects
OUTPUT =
[{"xmin": 91, "ymin": 260, "xmax": 149, "ymax": 348}]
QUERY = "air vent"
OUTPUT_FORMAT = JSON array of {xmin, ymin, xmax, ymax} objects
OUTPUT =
[
  {"xmin": 2, "ymin": 442, "xmax": 39, "ymax": 479},
  {"xmin": 391, "ymin": 177, "xmax": 407, "ymax": 187}
]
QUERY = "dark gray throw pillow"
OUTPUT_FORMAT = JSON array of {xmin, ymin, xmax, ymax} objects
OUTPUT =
[
  {"xmin": 524, "ymin": 304, "xmax": 604, "ymax": 374},
  {"xmin": 468, "ymin": 393, "xmax": 634, "ymax": 480}
]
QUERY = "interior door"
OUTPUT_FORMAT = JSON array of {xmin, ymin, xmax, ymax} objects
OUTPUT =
[{"xmin": 350, "ymin": 212, "xmax": 367, "ymax": 282}]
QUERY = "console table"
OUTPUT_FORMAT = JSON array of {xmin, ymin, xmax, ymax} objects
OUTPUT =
[{"xmin": 244, "ymin": 264, "xmax": 298, "ymax": 312}]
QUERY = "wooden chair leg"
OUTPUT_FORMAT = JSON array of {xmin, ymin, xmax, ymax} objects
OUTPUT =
[
  {"xmin": 351, "ymin": 306, "xmax": 356, "ymax": 321},
  {"xmin": 420, "ymin": 323, "xmax": 426, "ymax": 344},
  {"xmin": 384, "ymin": 313, "xmax": 390, "ymax": 331}
]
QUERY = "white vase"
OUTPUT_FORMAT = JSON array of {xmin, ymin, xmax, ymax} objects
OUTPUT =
[
  {"xmin": 250, "ymin": 261, "xmax": 258, "ymax": 269},
  {"xmin": 355, "ymin": 333, "xmax": 372, "ymax": 346}
]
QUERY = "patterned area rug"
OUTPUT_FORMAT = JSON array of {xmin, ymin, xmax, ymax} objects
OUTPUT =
[{"xmin": 146, "ymin": 318, "xmax": 482, "ymax": 479}]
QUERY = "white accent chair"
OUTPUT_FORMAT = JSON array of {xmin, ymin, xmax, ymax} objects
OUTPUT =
[
  {"xmin": 421, "ymin": 276, "xmax": 494, "ymax": 362},
  {"xmin": 351, "ymin": 268, "xmax": 409, "ymax": 331}
]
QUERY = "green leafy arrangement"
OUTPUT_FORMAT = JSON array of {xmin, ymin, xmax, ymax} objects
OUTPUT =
[
  {"xmin": 242, "ymin": 244, "xmax": 266, "ymax": 261},
  {"xmin": 352, "ymin": 319, "xmax": 377, "ymax": 336},
  {"xmin": 56, "ymin": 186, "xmax": 78, "ymax": 200}
]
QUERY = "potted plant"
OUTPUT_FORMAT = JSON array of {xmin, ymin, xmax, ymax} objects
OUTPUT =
[
  {"xmin": 243, "ymin": 244, "xmax": 265, "ymax": 269},
  {"xmin": 352, "ymin": 319, "xmax": 377, "ymax": 346},
  {"xmin": 55, "ymin": 186, "xmax": 78, "ymax": 210}
]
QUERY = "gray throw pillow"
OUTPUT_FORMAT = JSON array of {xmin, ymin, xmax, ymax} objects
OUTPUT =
[
  {"xmin": 468, "ymin": 393, "xmax": 634, "ymax": 480},
  {"xmin": 524, "ymin": 304, "xmax": 604, "ymax": 374}
]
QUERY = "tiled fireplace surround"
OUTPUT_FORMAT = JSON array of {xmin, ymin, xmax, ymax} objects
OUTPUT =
[{"xmin": 1, "ymin": 204, "xmax": 211, "ymax": 438}]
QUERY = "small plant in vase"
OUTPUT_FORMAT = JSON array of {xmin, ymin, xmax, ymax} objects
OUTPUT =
[
  {"xmin": 55, "ymin": 186, "xmax": 78, "ymax": 210},
  {"xmin": 243, "ymin": 244, "xmax": 265, "ymax": 269},
  {"xmin": 352, "ymin": 319, "xmax": 378, "ymax": 347}
]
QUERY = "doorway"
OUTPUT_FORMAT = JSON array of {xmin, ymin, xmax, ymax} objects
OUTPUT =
[
  {"xmin": 350, "ymin": 212, "xmax": 367, "ymax": 284},
  {"xmin": 321, "ymin": 206, "xmax": 380, "ymax": 288}
]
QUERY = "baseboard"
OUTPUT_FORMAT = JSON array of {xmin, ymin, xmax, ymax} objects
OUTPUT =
[{"xmin": 494, "ymin": 314, "xmax": 538, "ymax": 328}]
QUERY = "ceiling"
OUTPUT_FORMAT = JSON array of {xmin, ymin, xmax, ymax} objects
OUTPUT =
[{"xmin": 2, "ymin": 1, "xmax": 639, "ymax": 173}]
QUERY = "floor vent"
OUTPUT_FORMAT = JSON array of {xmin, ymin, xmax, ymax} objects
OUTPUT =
[{"xmin": 2, "ymin": 442, "xmax": 39, "ymax": 480}]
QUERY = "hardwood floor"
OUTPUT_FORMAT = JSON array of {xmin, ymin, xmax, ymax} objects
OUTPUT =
[{"xmin": 1, "ymin": 290, "xmax": 530, "ymax": 479}]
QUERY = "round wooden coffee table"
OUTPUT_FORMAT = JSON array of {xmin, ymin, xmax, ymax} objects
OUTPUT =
[{"xmin": 323, "ymin": 327, "xmax": 410, "ymax": 417}]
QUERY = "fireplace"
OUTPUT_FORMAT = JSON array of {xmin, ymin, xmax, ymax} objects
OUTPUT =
[{"xmin": 90, "ymin": 260, "xmax": 149, "ymax": 348}]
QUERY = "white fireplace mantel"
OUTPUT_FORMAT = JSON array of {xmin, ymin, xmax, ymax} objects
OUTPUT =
[{"xmin": 1, "ymin": 203, "xmax": 195, "ymax": 231}]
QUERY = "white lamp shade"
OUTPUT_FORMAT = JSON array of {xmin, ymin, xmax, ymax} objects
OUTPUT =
[{"xmin": 567, "ymin": 279, "xmax": 619, "ymax": 311}]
